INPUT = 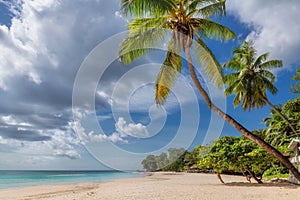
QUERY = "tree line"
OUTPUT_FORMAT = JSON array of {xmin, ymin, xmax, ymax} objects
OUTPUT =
[{"xmin": 142, "ymin": 95, "xmax": 300, "ymax": 184}]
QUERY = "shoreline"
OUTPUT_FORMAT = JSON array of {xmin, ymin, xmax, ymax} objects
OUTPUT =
[
  {"xmin": 0, "ymin": 170, "xmax": 145, "ymax": 191},
  {"xmin": 0, "ymin": 172, "xmax": 299, "ymax": 200}
]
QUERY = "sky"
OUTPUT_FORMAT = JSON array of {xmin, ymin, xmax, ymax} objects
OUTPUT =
[{"xmin": 0, "ymin": 0, "xmax": 299, "ymax": 170}]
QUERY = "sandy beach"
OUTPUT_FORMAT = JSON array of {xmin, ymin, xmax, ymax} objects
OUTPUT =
[{"xmin": 0, "ymin": 172, "xmax": 299, "ymax": 200}]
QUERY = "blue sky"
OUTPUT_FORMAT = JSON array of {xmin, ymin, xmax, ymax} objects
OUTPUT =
[{"xmin": 0, "ymin": 0, "xmax": 299, "ymax": 170}]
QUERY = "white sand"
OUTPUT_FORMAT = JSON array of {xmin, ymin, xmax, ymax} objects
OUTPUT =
[{"xmin": 0, "ymin": 172, "xmax": 299, "ymax": 200}]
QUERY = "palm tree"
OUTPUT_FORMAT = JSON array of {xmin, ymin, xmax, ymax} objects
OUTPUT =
[
  {"xmin": 291, "ymin": 66, "xmax": 300, "ymax": 94},
  {"xmin": 264, "ymin": 97, "xmax": 300, "ymax": 146},
  {"xmin": 264, "ymin": 109, "xmax": 291, "ymax": 146},
  {"xmin": 118, "ymin": 0, "xmax": 300, "ymax": 181},
  {"xmin": 223, "ymin": 41, "xmax": 298, "ymax": 135}
]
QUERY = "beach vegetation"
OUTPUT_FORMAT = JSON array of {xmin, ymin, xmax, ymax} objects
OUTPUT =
[
  {"xmin": 141, "ymin": 148, "xmax": 187, "ymax": 172},
  {"xmin": 142, "ymin": 96, "xmax": 299, "ymax": 183}
]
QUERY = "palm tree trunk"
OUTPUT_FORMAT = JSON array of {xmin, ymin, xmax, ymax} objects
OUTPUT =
[
  {"xmin": 184, "ymin": 45, "xmax": 300, "ymax": 182},
  {"xmin": 261, "ymin": 96, "xmax": 298, "ymax": 135},
  {"xmin": 216, "ymin": 172, "xmax": 225, "ymax": 184},
  {"xmin": 246, "ymin": 169, "xmax": 263, "ymax": 184}
]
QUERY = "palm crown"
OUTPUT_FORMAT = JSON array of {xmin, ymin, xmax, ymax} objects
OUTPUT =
[
  {"xmin": 223, "ymin": 41, "xmax": 282, "ymax": 110},
  {"xmin": 119, "ymin": 0, "xmax": 236, "ymax": 104}
]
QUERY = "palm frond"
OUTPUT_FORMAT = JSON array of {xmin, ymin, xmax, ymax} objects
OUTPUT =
[
  {"xmin": 253, "ymin": 52, "xmax": 269, "ymax": 68},
  {"xmin": 223, "ymin": 59, "xmax": 243, "ymax": 71},
  {"xmin": 233, "ymin": 92, "xmax": 243, "ymax": 108},
  {"xmin": 224, "ymin": 78, "xmax": 239, "ymax": 96},
  {"xmin": 223, "ymin": 72, "xmax": 239, "ymax": 83},
  {"xmin": 121, "ymin": 0, "xmax": 176, "ymax": 17},
  {"xmin": 259, "ymin": 60, "xmax": 283, "ymax": 69},
  {"xmin": 194, "ymin": 38, "xmax": 223, "ymax": 87},
  {"xmin": 119, "ymin": 28, "xmax": 167, "ymax": 64},
  {"xmin": 252, "ymin": 80, "xmax": 265, "ymax": 109},
  {"xmin": 258, "ymin": 69, "xmax": 275, "ymax": 82},
  {"xmin": 243, "ymin": 90, "xmax": 253, "ymax": 110},
  {"xmin": 236, "ymin": 41, "xmax": 256, "ymax": 65},
  {"xmin": 128, "ymin": 17, "xmax": 167, "ymax": 35},
  {"xmin": 233, "ymin": 78, "xmax": 246, "ymax": 94},
  {"xmin": 193, "ymin": 18, "xmax": 236, "ymax": 41},
  {"xmin": 189, "ymin": 0, "xmax": 221, "ymax": 11},
  {"xmin": 256, "ymin": 75, "xmax": 278, "ymax": 95},
  {"xmin": 238, "ymin": 68, "xmax": 252, "ymax": 79},
  {"xmin": 155, "ymin": 40, "xmax": 182, "ymax": 105},
  {"xmin": 195, "ymin": 0, "xmax": 226, "ymax": 18}
]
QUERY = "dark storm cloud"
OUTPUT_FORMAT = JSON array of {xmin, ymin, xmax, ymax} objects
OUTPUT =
[{"xmin": 0, "ymin": 125, "xmax": 51, "ymax": 142}]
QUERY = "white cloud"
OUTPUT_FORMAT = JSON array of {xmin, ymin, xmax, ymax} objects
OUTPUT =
[
  {"xmin": 70, "ymin": 120, "xmax": 89, "ymax": 144},
  {"xmin": 0, "ymin": 115, "xmax": 32, "ymax": 127},
  {"xmin": 115, "ymin": 117, "xmax": 149, "ymax": 138},
  {"xmin": 74, "ymin": 116, "xmax": 148, "ymax": 144},
  {"xmin": 53, "ymin": 149, "xmax": 80, "ymax": 159},
  {"xmin": 89, "ymin": 131, "xmax": 128, "ymax": 144},
  {"xmin": 97, "ymin": 114, "xmax": 112, "ymax": 121},
  {"xmin": 0, "ymin": 136, "xmax": 7, "ymax": 144},
  {"xmin": 227, "ymin": 0, "xmax": 300, "ymax": 68},
  {"xmin": 0, "ymin": 0, "xmax": 125, "ymax": 91},
  {"xmin": 0, "ymin": 132, "xmax": 81, "ymax": 160},
  {"xmin": 97, "ymin": 91, "xmax": 114, "ymax": 106},
  {"xmin": 70, "ymin": 115, "xmax": 129, "ymax": 144}
]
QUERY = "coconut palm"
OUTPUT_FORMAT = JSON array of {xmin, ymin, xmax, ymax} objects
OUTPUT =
[
  {"xmin": 291, "ymin": 66, "xmax": 300, "ymax": 94},
  {"xmin": 264, "ymin": 97, "xmax": 300, "ymax": 146},
  {"xmin": 264, "ymin": 109, "xmax": 291, "ymax": 146},
  {"xmin": 223, "ymin": 41, "xmax": 298, "ymax": 135},
  {"xmin": 118, "ymin": 0, "xmax": 300, "ymax": 181}
]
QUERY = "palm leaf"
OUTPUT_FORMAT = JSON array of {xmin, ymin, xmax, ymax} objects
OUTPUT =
[
  {"xmin": 193, "ymin": 18, "xmax": 236, "ymax": 41},
  {"xmin": 195, "ymin": 0, "xmax": 226, "ymax": 18},
  {"xmin": 259, "ymin": 60, "xmax": 283, "ymax": 69},
  {"xmin": 253, "ymin": 52, "xmax": 269, "ymax": 68},
  {"xmin": 155, "ymin": 40, "xmax": 182, "ymax": 105},
  {"xmin": 236, "ymin": 41, "xmax": 256, "ymax": 65},
  {"xmin": 238, "ymin": 68, "xmax": 252, "ymax": 79},
  {"xmin": 234, "ymin": 78, "xmax": 246, "ymax": 94},
  {"xmin": 233, "ymin": 92, "xmax": 244, "ymax": 108},
  {"xmin": 223, "ymin": 59, "xmax": 243, "ymax": 71},
  {"xmin": 258, "ymin": 69, "xmax": 275, "ymax": 82},
  {"xmin": 243, "ymin": 90, "xmax": 253, "ymax": 110},
  {"xmin": 252, "ymin": 79, "xmax": 265, "ymax": 109},
  {"xmin": 128, "ymin": 17, "xmax": 167, "ymax": 35},
  {"xmin": 121, "ymin": 0, "xmax": 176, "ymax": 17},
  {"xmin": 223, "ymin": 72, "xmax": 239, "ymax": 83},
  {"xmin": 119, "ymin": 28, "xmax": 167, "ymax": 64},
  {"xmin": 194, "ymin": 38, "xmax": 223, "ymax": 87},
  {"xmin": 189, "ymin": 0, "xmax": 221, "ymax": 11},
  {"xmin": 256, "ymin": 75, "xmax": 278, "ymax": 95},
  {"xmin": 224, "ymin": 78, "xmax": 239, "ymax": 96}
]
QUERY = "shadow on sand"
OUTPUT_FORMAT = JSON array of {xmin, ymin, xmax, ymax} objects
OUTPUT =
[{"xmin": 224, "ymin": 182, "xmax": 299, "ymax": 189}]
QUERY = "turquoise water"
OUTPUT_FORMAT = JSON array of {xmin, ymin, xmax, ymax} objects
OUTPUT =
[{"xmin": 0, "ymin": 170, "xmax": 143, "ymax": 189}]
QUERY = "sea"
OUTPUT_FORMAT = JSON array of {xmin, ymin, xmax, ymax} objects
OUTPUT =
[{"xmin": 0, "ymin": 170, "xmax": 144, "ymax": 190}]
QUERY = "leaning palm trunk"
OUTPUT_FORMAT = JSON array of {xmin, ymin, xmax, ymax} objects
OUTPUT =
[
  {"xmin": 184, "ymin": 44, "xmax": 300, "ymax": 182},
  {"xmin": 261, "ymin": 96, "xmax": 298, "ymax": 135},
  {"xmin": 216, "ymin": 172, "xmax": 225, "ymax": 184},
  {"xmin": 246, "ymin": 169, "xmax": 263, "ymax": 184}
]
